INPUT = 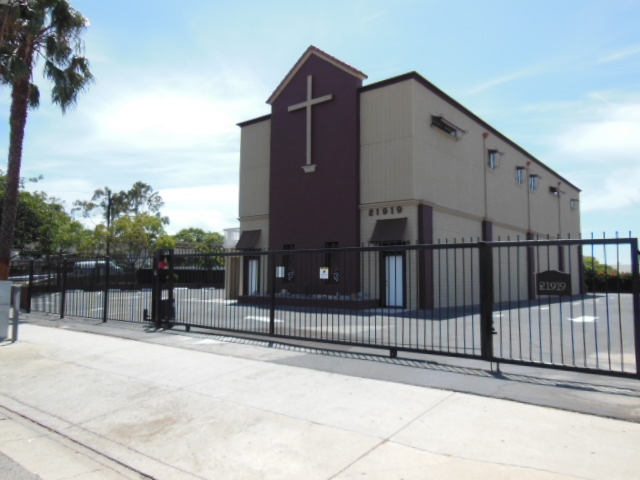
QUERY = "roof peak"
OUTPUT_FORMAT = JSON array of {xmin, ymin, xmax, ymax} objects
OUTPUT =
[{"xmin": 267, "ymin": 46, "xmax": 367, "ymax": 105}]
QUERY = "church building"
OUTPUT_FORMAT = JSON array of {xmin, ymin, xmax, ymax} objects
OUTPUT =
[{"xmin": 232, "ymin": 46, "xmax": 581, "ymax": 307}]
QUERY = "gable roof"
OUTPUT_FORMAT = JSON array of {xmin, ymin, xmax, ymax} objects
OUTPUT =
[{"xmin": 267, "ymin": 45, "xmax": 367, "ymax": 105}]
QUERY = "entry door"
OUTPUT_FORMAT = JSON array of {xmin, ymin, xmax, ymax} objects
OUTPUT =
[
  {"xmin": 247, "ymin": 258, "xmax": 259, "ymax": 296},
  {"xmin": 385, "ymin": 254, "xmax": 404, "ymax": 307}
]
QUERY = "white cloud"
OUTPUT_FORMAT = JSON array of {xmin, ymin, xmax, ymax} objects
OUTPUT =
[
  {"xmin": 578, "ymin": 168, "xmax": 640, "ymax": 212},
  {"xmin": 161, "ymin": 184, "xmax": 239, "ymax": 234},
  {"xmin": 25, "ymin": 177, "xmax": 97, "ymax": 211},
  {"xmin": 96, "ymin": 93, "xmax": 236, "ymax": 150},
  {"xmin": 465, "ymin": 70, "xmax": 532, "ymax": 95},
  {"xmin": 520, "ymin": 100, "xmax": 582, "ymax": 114},
  {"xmin": 8, "ymin": 64, "xmax": 266, "ymax": 232},
  {"xmin": 464, "ymin": 55, "xmax": 566, "ymax": 96},
  {"xmin": 82, "ymin": 68, "xmax": 267, "ymax": 152},
  {"xmin": 552, "ymin": 102, "xmax": 640, "ymax": 163},
  {"xmin": 597, "ymin": 44, "xmax": 640, "ymax": 64},
  {"xmin": 545, "ymin": 98, "xmax": 640, "ymax": 214}
]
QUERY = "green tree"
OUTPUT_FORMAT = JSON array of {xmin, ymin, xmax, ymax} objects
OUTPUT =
[
  {"xmin": 196, "ymin": 231, "xmax": 225, "ymax": 267},
  {"xmin": 0, "ymin": 171, "xmax": 87, "ymax": 258},
  {"xmin": 583, "ymin": 256, "xmax": 617, "ymax": 276},
  {"xmin": 155, "ymin": 234, "xmax": 176, "ymax": 250},
  {"xmin": 0, "ymin": 0, "xmax": 93, "ymax": 278},
  {"xmin": 173, "ymin": 228, "xmax": 225, "ymax": 253},
  {"xmin": 173, "ymin": 228, "xmax": 225, "ymax": 268},
  {"xmin": 123, "ymin": 181, "xmax": 165, "ymax": 219},
  {"xmin": 72, "ymin": 181, "xmax": 170, "ymax": 262},
  {"xmin": 108, "ymin": 214, "xmax": 168, "ymax": 268},
  {"xmin": 73, "ymin": 181, "xmax": 168, "ymax": 225},
  {"xmin": 53, "ymin": 216, "xmax": 92, "ymax": 256},
  {"xmin": 173, "ymin": 227, "xmax": 209, "ymax": 244},
  {"xmin": 196, "ymin": 232, "xmax": 225, "ymax": 254},
  {"xmin": 72, "ymin": 187, "xmax": 118, "ymax": 224}
]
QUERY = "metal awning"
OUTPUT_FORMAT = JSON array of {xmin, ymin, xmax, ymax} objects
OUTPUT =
[
  {"xmin": 370, "ymin": 218, "xmax": 407, "ymax": 244},
  {"xmin": 235, "ymin": 230, "xmax": 261, "ymax": 250}
]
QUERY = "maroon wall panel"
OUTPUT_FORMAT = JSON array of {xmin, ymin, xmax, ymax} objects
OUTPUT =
[{"xmin": 269, "ymin": 55, "xmax": 362, "ymax": 250}]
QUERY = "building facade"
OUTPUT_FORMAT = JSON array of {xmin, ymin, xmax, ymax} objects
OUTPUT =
[{"xmin": 232, "ymin": 46, "xmax": 581, "ymax": 307}]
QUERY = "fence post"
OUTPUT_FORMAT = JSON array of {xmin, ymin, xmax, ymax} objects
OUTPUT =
[
  {"xmin": 269, "ymin": 253, "xmax": 275, "ymax": 335},
  {"xmin": 631, "ymin": 239, "xmax": 640, "ymax": 378},
  {"xmin": 26, "ymin": 260, "xmax": 33, "ymax": 313},
  {"xmin": 152, "ymin": 250, "xmax": 160, "ymax": 328},
  {"xmin": 479, "ymin": 242, "xmax": 494, "ymax": 361},
  {"xmin": 102, "ymin": 256, "xmax": 110, "ymax": 323},
  {"xmin": 59, "ymin": 260, "xmax": 67, "ymax": 319},
  {"xmin": 11, "ymin": 286, "xmax": 19, "ymax": 343},
  {"xmin": 526, "ymin": 233, "xmax": 537, "ymax": 300}
]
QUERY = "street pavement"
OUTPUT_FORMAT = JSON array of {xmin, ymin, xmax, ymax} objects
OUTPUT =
[{"xmin": 0, "ymin": 312, "xmax": 639, "ymax": 479}]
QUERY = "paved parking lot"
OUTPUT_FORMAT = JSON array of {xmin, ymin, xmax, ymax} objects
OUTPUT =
[{"xmin": 29, "ymin": 289, "xmax": 638, "ymax": 377}]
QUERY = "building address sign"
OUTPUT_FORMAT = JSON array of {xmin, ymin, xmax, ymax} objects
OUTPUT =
[
  {"xmin": 536, "ymin": 270, "xmax": 571, "ymax": 296},
  {"xmin": 368, "ymin": 205, "xmax": 403, "ymax": 216}
]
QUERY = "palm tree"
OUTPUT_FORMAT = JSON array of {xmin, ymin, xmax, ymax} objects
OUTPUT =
[{"xmin": 0, "ymin": 0, "xmax": 92, "ymax": 279}]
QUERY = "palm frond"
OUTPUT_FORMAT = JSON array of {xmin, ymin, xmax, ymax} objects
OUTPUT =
[
  {"xmin": 28, "ymin": 81, "xmax": 39, "ymax": 108},
  {"xmin": 44, "ymin": 54, "xmax": 92, "ymax": 112}
]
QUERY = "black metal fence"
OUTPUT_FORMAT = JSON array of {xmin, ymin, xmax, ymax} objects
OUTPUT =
[{"xmin": 13, "ymin": 237, "xmax": 640, "ymax": 378}]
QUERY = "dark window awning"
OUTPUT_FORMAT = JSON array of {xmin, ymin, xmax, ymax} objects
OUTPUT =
[
  {"xmin": 236, "ymin": 230, "xmax": 261, "ymax": 250},
  {"xmin": 431, "ymin": 115, "xmax": 465, "ymax": 139},
  {"xmin": 370, "ymin": 218, "xmax": 407, "ymax": 244}
]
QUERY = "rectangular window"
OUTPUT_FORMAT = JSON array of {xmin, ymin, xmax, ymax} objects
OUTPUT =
[
  {"xmin": 431, "ymin": 115, "xmax": 465, "ymax": 139},
  {"xmin": 529, "ymin": 174, "xmax": 539, "ymax": 191},
  {"xmin": 570, "ymin": 199, "xmax": 579, "ymax": 211},
  {"xmin": 515, "ymin": 166, "xmax": 525, "ymax": 184},
  {"xmin": 487, "ymin": 150, "xmax": 498, "ymax": 170}
]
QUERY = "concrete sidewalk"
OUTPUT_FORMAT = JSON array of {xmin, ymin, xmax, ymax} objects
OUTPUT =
[{"xmin": 0, "ymin": 318, "xmax": 639, "ymax": 479}]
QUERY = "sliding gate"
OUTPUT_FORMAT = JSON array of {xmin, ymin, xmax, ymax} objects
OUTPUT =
[
  {"xmin": 227, "ymin": 237, "xmax": 639, "ymax": 378},
  {"xmin": 486, "ymin": 237, "xmax": 639, "ymax": 377},
  {"xmin": 22, "ymin": 237, "xmax": 640, "ymax": 378},
  {"xmin": 218, "ymin": 237, "xmax": 639, "ymax": 378}
]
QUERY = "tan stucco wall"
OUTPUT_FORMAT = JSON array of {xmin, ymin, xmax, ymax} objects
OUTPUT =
[
  {"xmin": 360, "ymin": 202, "xmax": 419, "ymax": 244},
  {"xmin": 360, "ymin": 77, "xmax": 581, "ymax": 243},
  {"xmin": 239, "ymin": 119, "xmax": 271, "ymax": 219},
  {"xmin": 360, "ymin": 81, "xmax": 414, "ymax": 205}
]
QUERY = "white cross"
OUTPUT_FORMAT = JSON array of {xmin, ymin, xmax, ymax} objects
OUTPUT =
[{"xmin": 288, "ymin": 75, "xmax": 333, "ymax": 173}]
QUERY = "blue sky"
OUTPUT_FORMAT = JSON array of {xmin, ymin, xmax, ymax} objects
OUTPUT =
[{"xmin": 1, "ymin": 0, "xmax": 639, "ymax": 238}]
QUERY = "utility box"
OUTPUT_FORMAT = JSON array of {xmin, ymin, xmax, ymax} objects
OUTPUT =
[
  {"xmin": 159, "ymin": 299, "xmax": 175, "ymax": 321},
  {"xmin": 0, "ymin": 281, "xmax": 11, "ymax": 340}
]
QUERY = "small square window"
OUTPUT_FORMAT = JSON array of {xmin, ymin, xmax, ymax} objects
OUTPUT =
[
  {"xmin": 570, "ymin": 199, "xmax": 579, "ymax": 211},
  {"xmin": 515, "ymin": 166, "xmax": 525, "ymax": 184}
]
